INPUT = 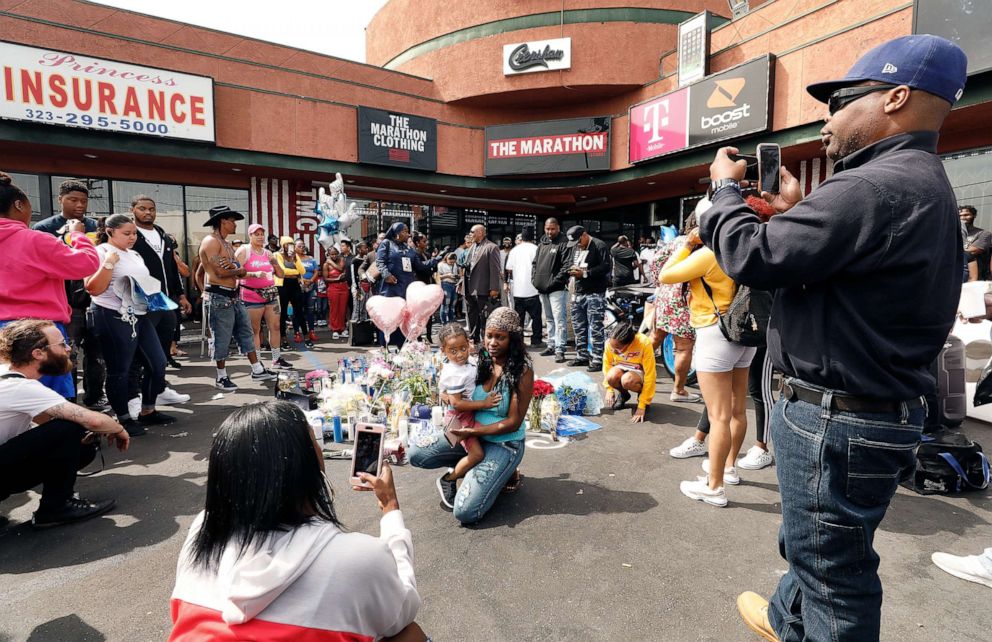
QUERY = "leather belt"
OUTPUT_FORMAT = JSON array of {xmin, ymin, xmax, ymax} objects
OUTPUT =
[
  {"xmin": 206, "ymin": 285, "xmax": 238, "ymax": 298},
  {"xmin": 782, "ymin": 380, "xmax": 923, "ymax": 414}
]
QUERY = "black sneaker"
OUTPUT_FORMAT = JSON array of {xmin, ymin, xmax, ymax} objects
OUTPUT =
[
  {"xmin": 611, "ymin": 389, "xmax": 631, "ymax": 410},
  {"xmin": 167, "ymin": 357, "xmax": 183, "ymax": 370},
  {"xmin": 436, "ymin": 469, "xmax": 457, "ymax": 509},
  {"xmin": 216, "ymin": 376, "xmax": 238, "ymax": 391},
  {"xmin": 539, "ymin": 346, "xmax": 555, "ymax": 357},
  {"xmin": 138, "ymin": 410, "xmax": 176, "ymax": 426},
  {"xmin": 555, "ymin": 353, "xmax": 567, "ymax": 363},
  {"xmin": 84, "ymin": 397, "xmax": 110, "ymax": 411},
  {"xmin": 32, "ymin": 496, "xmax": 116, "ymax": 529},
  {"xmin": 567, "ymin": 357, "xmax": 590, "ymax": 368},
  {"xmin": 252, "ymin": 368, "xmax": 278, "ymax": 381},
  {"xmin": 280, "ymin": 341, "xmax": 292, "ymax": 352},
  {"xmin": 272, "ymin": 357, "xmax": 293, "ymax": 369},
  {"xmin": 588, "ymin": 361, "xmax": 603, "ymax": 373},
  {"xmin": 121, "ymin": 418, "xmax": 147, "ymax": 437},
  {"xmin": 304, "ymin": 340, "xmax": 315, "ymax": 349},
  {"xmin": 260, "ymin": 343, "xmax": 272, "ymax": 352}
]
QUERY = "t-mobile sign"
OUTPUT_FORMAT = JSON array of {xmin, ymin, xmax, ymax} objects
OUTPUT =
[
  {"xmin": 628, "ymin": 87, "xmax": 690, "ymax": 163},
  {"xmin": 485, "ymin": 117, "xmax": 611, "ymax": 176}
]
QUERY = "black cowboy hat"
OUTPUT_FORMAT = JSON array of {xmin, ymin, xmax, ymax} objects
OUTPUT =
[{"xmin": 203, "ymin": 205, "xmax": 245, "ymax": 228}]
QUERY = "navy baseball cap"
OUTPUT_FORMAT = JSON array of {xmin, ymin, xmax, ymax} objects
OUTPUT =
[
  {"xmin": 566, "ymin": 225, "xmax": 585, "ymax": 247},
  {"xmin": 806, "ymin": 35, "xmax": 968, "ymax": 105}
]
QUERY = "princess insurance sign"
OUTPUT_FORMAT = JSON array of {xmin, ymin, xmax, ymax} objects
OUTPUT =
[{"xmin": 0, "ymin": 41, "xmax": 215, "ymax": 143}]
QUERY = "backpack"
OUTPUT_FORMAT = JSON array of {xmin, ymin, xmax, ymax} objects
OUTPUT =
[
  {"xmin": 701, "ymin": 280, "xmax": 773, "ymax": 347},
  {"xmin": 902, "ymin": 429, "xmax": 990, "ymax": 495}
]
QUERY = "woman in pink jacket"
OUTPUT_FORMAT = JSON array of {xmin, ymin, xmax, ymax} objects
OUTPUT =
[{"xmin": 0, "ymin": 173, "xmax": 100, "ymax": 397}]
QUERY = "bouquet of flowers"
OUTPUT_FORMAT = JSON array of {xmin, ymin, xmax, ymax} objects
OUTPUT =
[
  {"xmin": 528, "ymin": 379, "xmax": 555, "ymax": 432},
  {"xmin": 556, "ymin": 383, "xmax": 588, "ymax": 416}
]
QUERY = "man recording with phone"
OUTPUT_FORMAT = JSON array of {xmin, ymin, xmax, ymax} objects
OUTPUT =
[{"xmin": 699, "ymin": 35, "xmax": 967, "ymax": 642}]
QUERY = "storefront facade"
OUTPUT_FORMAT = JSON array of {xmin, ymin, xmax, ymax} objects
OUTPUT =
[{"xmin": 2, "ymin": 0, "xmax": 991, "ymax": 260}]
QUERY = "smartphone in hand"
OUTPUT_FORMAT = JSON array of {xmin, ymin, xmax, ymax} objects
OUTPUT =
[
  {"xmin": 757, "ymin": 143, "xmax": 781, "ymax": 194},
  {"xmin": 350, "ymin": 423, "xmax": 385, "ymax": 488}
]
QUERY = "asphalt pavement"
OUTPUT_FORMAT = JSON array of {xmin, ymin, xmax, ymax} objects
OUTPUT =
[{"xmin": 1, "ymin": 337, "xmax": 990, "ymax": 642}]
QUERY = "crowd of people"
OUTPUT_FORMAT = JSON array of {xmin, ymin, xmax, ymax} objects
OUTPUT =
[{"xmin": 0, "ymin": 34, "xmax": 987, "ymax": 642}]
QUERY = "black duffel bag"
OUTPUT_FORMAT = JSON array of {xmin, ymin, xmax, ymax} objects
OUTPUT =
[{"xmin": 902, "ymin": 429, "xmax": 990, "ymax": 495}]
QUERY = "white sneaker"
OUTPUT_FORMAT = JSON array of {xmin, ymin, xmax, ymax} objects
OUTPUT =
[
  {"xmin": 680, "ymin": 478, "xmax": 727, "ymax": 507},
  {"xmin": 738, "ymin": 445, "xmax": 774, "ymax": 470},
  {"xmin": 341, "ymin": 330, "xmax": 349, "ymax": 338},
  {"xmin": 932, "ymin": 549, "xmax": 992, "ymax": 588},
  {"xmin": 670, "ymin": 391, "xmax": 702, "ymax": 403},
  {"xmin": 157, "ymin": 387, "xmax": 190, "ymax": 405},
  {"xmin": 127, "ymin": 397, "xmax": 141, "ymax": 421},
  {"xmin": 332, "ymin": 332, "xmax": 341, "ymax": 340},
  {"xmin": 702, "ymin": 459, "xmax": 740, "ymax": 485},
  {"xmin": 670, "ymin": 437, "xmax": 707, "ymax": 459}
]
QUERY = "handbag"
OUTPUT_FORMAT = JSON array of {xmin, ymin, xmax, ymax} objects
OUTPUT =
[
  {"xmin": 902, "ymin": 429, "xmax": 990, "ymax": 495},
  {"xmin": 701, "ymin": 278, "xmax": 772, "ymax": 347}
]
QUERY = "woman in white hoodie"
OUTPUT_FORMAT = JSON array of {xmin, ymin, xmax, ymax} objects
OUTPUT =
[{"xmin": 169, "ymin": 401, "xmax": 426, "ymax": 641}]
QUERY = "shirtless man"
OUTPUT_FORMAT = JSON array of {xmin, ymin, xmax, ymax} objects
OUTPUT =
[{"xmin": 197, "ymin": 206, "xmax": 276, "ymax": 391}]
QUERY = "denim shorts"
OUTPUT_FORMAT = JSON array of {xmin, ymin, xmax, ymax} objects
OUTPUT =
[
  {"xmin": 694, "ymin": 323, "xmax": 756, "ymax": 372},
  {"xmin": 207, "ymin": 294, "xmax": 256, "ymax": 361}
]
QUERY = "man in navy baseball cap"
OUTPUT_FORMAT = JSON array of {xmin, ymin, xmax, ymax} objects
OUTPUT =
[{"xmin": 704, "ymin": 33, "xmax": 969, "ymax": 642}]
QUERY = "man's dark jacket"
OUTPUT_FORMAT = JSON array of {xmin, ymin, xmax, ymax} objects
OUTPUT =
[
  {"xmin": 532, "ymin": 233, "xmax": 571, "ymax": 294},
  {"xmin": 132, "ymin": 225, "xmax": 185, "ymax": 301},
  {"xmin": 572, "ymin": 235, "xmax": 612, "ymax": 295},
  {"xmin": 701, "ymin": 131, "xmax": 961, "ymax": 401}
]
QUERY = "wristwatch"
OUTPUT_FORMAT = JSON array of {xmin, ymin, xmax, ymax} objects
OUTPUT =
[{"xmin": 709, "ymin": 178, "xmax": 741, "ymax": 198}]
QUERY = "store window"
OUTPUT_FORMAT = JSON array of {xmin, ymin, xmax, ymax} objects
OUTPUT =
[
  {"xmin": 51, "ymin": 176, "xmax": 111, "ymax": 218},
  {"xmin": 943, "ymin": 147, "xmax": 992, "ymax": 229},
  {"xmin": 6, "ymin": 172, "xmax": 44, "ymax": 222},
  {"xmin": 112, "ymin": 180, "xmax": 185, "ymax": 254}
]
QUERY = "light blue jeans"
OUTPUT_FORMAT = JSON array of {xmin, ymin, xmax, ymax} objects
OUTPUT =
[
  {"xmin": 409, "ymin": 434, "xmax": 525, "ymax": 524},
  {"xmin": 541, "ymin": 289, "xmax": 568, "ymax": 355}
]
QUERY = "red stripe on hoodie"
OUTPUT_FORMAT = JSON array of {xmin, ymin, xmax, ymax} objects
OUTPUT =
[{"xmin": 169, "ymin": 600, "xmax": 373, "ymax": 642}]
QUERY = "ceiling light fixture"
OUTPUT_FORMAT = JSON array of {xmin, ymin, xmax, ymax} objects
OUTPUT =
[
  {"xmin": 231, "ymin": 168, "xmax": 242, "ymax": 172},
  {"xmin": 83, "ymin": 153, "xmax": 98, "ymax": 159},
  {"xmin": 439, "ymin": 189, "xmax": 447, "ymax": 193},
  {"xmin": 647, "ymin": 181, "xmax": 656, "ymax": 185}
]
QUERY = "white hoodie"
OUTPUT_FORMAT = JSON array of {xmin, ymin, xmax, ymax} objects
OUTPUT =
[{"xmin": 169, "ymin": 510, "xmax": 419, "ymax": 641}]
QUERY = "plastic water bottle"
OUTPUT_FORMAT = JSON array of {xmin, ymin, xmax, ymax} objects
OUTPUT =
[{"xmin": 332, "ymin": 416, "xmax": 343, "ymax": 443}]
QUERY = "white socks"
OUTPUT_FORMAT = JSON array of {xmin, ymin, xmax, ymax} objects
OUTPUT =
[{"xmin": 216, "ymin": 368, "xmax": 228, "ymax": 380}]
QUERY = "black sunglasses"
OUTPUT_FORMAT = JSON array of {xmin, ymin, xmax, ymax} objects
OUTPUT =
[{"xmin": 827, "ymin": 84, "xmax": 899, "ymax": 116}]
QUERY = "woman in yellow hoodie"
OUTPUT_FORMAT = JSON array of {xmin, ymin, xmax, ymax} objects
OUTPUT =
[
  {"xmin": 602, "ymin": 321, "xmax": 656, "ymax": 423},
  {"xmin": 660, "ymin": 203, "xmax": 755, "ymax": 507}
]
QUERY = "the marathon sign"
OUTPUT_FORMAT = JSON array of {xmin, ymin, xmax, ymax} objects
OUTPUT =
[
  {"xmin": 503, "ymin": 38, "xmax": 571, "ymax": 75},
  {"xmin": 358, "ymin": 106, "xmax": 437, "ymax": 171},
  {"xmin": 485, "ymin": 117, "xmax": 610, "ymax": 176},
  {"xmin": 0, "ymin": 41, "xmax": 215, "ymax": 142},
  {"xmin": 629, "ymin": 55, "xmax": 772, "ymax": 164}
]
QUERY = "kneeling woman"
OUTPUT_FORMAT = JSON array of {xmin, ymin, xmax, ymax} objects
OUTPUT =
[
  {"xmin": 602, "ymin": 321, "xmax": 657, "ymax": 423},
  {"xmin": 409, "ymin": 307, "xmax": 531, "ymax": 524},
  {"xmin": 85, "ymin": 214, "xmax": 172, "ymax": 435},
  {"xmin": 169, "ymin": 401, "xmax": 424, "ymax": 641}
]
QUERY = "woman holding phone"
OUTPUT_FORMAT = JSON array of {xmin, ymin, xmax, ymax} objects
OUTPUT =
[
  {"xmin": 408, "ymin": 307, "xmax": 531, "ymax": 524},
  {"xmin": 169, "ymin": 401, "xmax": 426, "ymax": 641}
]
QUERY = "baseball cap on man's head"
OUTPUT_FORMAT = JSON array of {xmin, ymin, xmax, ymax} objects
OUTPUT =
[
  {"xmin": 566, "ymin": 225, "xmax": 586, "ymax": 247},
  {"xmin": 806, "ymin": 34, "xmax": 968, "ymax": 105}
]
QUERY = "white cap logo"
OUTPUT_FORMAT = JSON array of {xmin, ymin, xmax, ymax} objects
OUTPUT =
[{"xmin": 882, "ymin": 63, "xmax": 898, "ymax": 74}]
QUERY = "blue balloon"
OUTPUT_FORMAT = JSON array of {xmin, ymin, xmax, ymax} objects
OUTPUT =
[{"xmin": 659, "ymin": 225, "xmax": 677, "ymax": 243}]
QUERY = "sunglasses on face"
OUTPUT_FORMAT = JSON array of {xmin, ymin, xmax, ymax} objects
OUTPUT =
[{"xmin": 827, "ymin": 84, "xmax": 900, "ymax": 116}]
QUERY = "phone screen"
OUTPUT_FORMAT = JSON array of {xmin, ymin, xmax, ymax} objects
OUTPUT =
[
  {"xmin": 352, "ymin": 430, "xmax": 383, "ymax": 478},
  {"xmin": 758, "ymin": 145, "xmax": 781, "ymax": 194}
]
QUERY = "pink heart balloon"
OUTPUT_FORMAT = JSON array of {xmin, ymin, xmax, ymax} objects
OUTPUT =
[
  {"xmin": 366, "ymin": 295, "xmax": 405, "ymax": 337},
  {"xmin": 401, "ymin": 313, "xmax": 427, "ymax": 340},
  {"xmin": 404, "ymin": 282, "xmax": 444, "ymax": 322}
]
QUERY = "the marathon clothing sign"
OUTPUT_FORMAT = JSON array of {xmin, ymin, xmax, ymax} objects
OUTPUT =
[
  {"xmin": 357, "ymin": 106, "xmax": 437, "ymax": 171},
  {"xmin": 503, "ymin": 38, "xmax": 571, "ymax": 75},
  {"xmin": 629, "ymin": 55, "xmax": 772, "ymax": 164},
  {"xmin": 485, "ymin": 117, "xmax": 610, "ymax": 176},
  {"xmin": 0, "ymin": 41, "xmax": 215, "ymax": 142}
]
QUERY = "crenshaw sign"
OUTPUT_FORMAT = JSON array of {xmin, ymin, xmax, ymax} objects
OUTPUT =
[{"xmin": 503, "ymin": 38, "xmax": 571, "ymax": 75}]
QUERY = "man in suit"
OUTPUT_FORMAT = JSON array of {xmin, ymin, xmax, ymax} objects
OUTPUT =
[{"xmin": 464, "ymin": 224, "xmax": 502, "ymax": 342}]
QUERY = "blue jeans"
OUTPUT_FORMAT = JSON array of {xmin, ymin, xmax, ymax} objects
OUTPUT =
[
  {"xmin": 570, "ymin": 292, "xmax": 605, "ymax": 362},
  {"xmin": 440, "ymin": 282, "xmax": 458, "ymax": 325},
  {"xmin": 769, "ymin": 378, "xmax": 924, "ymax": 642},
  {"xmin": 541, "ymin": 290, "xmax": 568, "ymax": 355},
  {"xmin": 409, "ymin": 434, "xmax": 525, "ymax": 524},
  {"xmin": 90, "ymin": 306, "xmax": 166, "ymax": 419},
  {"xmin": 207, "ymin": 295, "xmax": 256, "ymax": 363}
]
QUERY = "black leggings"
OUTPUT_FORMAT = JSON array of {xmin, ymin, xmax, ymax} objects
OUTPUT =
[
  {"xmin": 278, "ymin": 278, "xmax": 309, "ymax": 336},
  {"xmin": 697, "ymin": 344, "xmax": 774, "ymax": 443}
]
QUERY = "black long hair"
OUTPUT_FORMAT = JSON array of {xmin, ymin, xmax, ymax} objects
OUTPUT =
[
  {"xmin": 476, "ymin": 329, "xmax": 531, "ymax": 396},
  {"xmin": 188, "ymin": 401, "xmax": 341, "ymax": 570}
]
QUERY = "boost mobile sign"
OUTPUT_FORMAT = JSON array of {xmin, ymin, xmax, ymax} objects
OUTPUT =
[
  {"xmin": 0, "ymin": 40, "xmax": 215, "ymax": 142},
  {"xmin": 358, "ymin": 106, "xmax": 437, "ymax": 171},
  {"xmin": 629, "ymin": 55, "xmax": 773, "ymax": 164}
]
